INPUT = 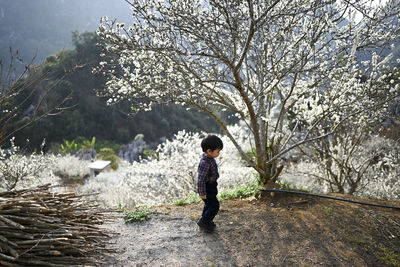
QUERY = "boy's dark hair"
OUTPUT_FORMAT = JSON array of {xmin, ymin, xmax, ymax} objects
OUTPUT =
[{"xmin": 201, "ymin": 135, "xmax": 223, "ymax": 152}]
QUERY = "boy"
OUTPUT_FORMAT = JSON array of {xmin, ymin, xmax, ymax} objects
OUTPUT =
[{"xmin": 197, "ymin": 135, "xmax": 223, "ymax": 233}]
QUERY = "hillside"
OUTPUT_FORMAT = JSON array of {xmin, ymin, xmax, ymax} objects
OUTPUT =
[
  {"xmin": 102, "ymin": 193, "xmax": 400, "ymax": 266},
  {"xmin": 7, "ymin": 31, "xmax": 223, "ymax": 149},
  {"xmin": 0, "ymin": 0, "xmax": 132, "ymax": 69}
]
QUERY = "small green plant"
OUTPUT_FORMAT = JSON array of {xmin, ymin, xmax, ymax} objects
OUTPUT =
[
  {"xmin": 242, "ymin": 148, "xmax": 256, "ymax": 163},
  {"xmin": 124, "ymin": 206, "xmax": 152, "ymax": 223},
  {"xmin": 174, "ymin": 193, "xmax": 202, "ymax": 206},
  {"xmin": 117, "ymin": 201, "xmax": 123, "ymax": 211},
  {"xmin": 218, "ymin": 182, "xmax": 259, "ymax": 201},
  {"xmin": 81, "ymin": 136, "xmax": 96, "ymax": 150},
  {"xmin": 277, "ymin": 178, "xmax": 298, "ymax": 190},
  {"xmin": 142, "ymin": 149, "xmax": 158, "ymax": 160},
  {"xmin": 60, "ymin": 140, "xmax": 78, "ymax": 154},
  {"xmin": 275, "ymin": 177, "xmax": 309, "ymax": 192},
  {"xmin": 134, "ymin": 133, "xmax": 145, "ymax": 141},
  {"xmin": 322, "ymin": 206, "xmax": 334, "ymax": 217},
  {"xmin": 60, "ymin": 137, "xmax": 123, "ymax": 156},
  {"xmin": 60, "ymin": 136, "xmax": 96, "ymax": 154}
]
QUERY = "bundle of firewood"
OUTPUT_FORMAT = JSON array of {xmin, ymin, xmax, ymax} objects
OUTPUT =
[{"xmin": 0, "ymin": 184, "xmax": 114, "ymax": 266}]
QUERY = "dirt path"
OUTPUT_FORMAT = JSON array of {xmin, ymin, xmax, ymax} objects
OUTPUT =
[
  {"xmin": 101, "ymin": 194, "xmax": 400, "ymax": 267},
  {"xmin": 103, "ymin": 213, "xmax": 235, "ymax": 266}
]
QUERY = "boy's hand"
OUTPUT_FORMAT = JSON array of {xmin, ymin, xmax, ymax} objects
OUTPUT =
[{"xmin": 200, "ymin": 195, "xmax": 207, "ymax": 200}]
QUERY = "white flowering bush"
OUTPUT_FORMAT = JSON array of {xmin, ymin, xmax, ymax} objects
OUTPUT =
[
  {"xmin": 50, "ymin": 155, "xmax": 91, "ymax": 179},
  {"xmin": 279, "ymin": 161, "xmax": 328, "ymax": 193},
  {"xmin": 0, "ymin": 140, "xmax": 59, "ymax": 191},
  {"xmin": 0, "ymin": 140, "xmax": 96, "ymax": 192},
  {"xmin": 79, "ymin": 124, "xmax": 255, "ymax": 208},
  {"xmin": 358, "ymin": 137, "xmax": 400, "ymax": 200},
  {"xmin": 280, "ymin": 136, "xmax": 400, "ymax": 200}
]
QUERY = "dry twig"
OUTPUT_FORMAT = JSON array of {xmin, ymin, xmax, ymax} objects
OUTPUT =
[{"xmin": 0, "ymin": 184, "xmax": 114, "ymax": 266}]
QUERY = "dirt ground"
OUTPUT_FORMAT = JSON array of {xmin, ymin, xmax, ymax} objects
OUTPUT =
[{"xmin": 101, "ymin": 192, "xmax": 400, "ymax": 267}]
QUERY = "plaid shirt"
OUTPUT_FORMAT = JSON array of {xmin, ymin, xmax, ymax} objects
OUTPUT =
[{"xmin": 197, "ymin": 154, "xmax": 219, "ymax": 196}]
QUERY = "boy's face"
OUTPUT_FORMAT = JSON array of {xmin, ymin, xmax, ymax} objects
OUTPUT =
[{"xmin": 206, "ymin": 148, "xmax": 221, "ymax": 158}]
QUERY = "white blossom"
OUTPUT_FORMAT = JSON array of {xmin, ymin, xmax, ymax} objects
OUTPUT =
[
  {"xmin": 96, "ymin": 0, "xmax": 400, "ymax": 182},
  {"xmin": 78, "ymin": 125, "xmax": 255, "ymax": 208}
]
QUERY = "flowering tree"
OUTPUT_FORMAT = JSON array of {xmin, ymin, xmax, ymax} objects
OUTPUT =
[
  {"xmin": 299, "ymin": 131, "xmax": 394, "ymax": 195},
  {"xmin": 96, "ymin": 0, "xmax": 400, "ymax": 183},
  {"xmin": 287, "ymin": 135, "xmax": 400, "ymax": 198},
  {"xmin": 297, "ymin": 64, "xmax": 400, "ymax": 194}
]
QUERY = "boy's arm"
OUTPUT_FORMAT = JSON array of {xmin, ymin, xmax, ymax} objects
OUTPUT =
[
  {"xmin": 197, "ymin": 160, "xmax": 209, "ymax": 198},
  {"xmin": 210, "ymin": 160, "xmax": 219, "ymax": 180}
]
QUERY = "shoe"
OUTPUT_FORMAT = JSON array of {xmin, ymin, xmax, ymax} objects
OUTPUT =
[
  {"xmin": 197, "ymin": 219, "xmax": 214, "ymax": 233},
  {"xmin": 210, "ymin": 221, "xmax": 216, "ymax": 230}
]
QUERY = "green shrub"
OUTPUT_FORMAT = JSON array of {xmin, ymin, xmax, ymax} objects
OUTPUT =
[
  {"xmin": 142, "ymin": 149, "xmax": 158, "ymax": 160},
  {"xmin": 276, "ymin": 178, "xmax": 298, "ymax": 190},
  {"xmin": 59, "ymin": 136, "xmax": 96, "ymax": 154},
  {"xmin": 124, "ymin": 206, "xmax": 152, "ymax": 223},
  {"xmin": 81, "ymin": 136, "xmax": 96, "ymax": 150},
  {"xmin": 276, "ymin": 178, "xmax": 309, "ymax": 192},
  {"xmin": 60, "ymin": 137, "xmax": 122, "ymax": 156},
  {"xmin": 95, "ymin": 140, "xmax": 120, "ymax": 153},
  {"xmin": 60, "ymin": 140, "xmax": 78, "ymax": 154},
  {"xmin": 97, "ymin": 148, "xmax": 120, "ymax": 170},
  {"xmin": 218, "ymin": 182, "xmax": 259, "ymax": 201}
]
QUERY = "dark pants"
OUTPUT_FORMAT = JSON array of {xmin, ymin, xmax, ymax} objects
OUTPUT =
[{"xmin": 201, "ymin": 195, "xmax": 220, "ymax": 224}]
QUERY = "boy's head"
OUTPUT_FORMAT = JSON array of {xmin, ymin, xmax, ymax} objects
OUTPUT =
[{"xmin": 201, "ymin": 135, "xmax": 223, "ymax": 158}]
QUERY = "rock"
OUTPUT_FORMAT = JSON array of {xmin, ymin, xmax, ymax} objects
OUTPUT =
[
  {"xmin": 75, "ymin": 148, "xmax": 97, "ymax": 161},
  {"xmin": 118, "ymin": 137, "xmax": 146, "ymax": 163}
]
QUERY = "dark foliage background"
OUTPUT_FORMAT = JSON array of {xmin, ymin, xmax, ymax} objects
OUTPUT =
[{"xmin": 8, "ymin": 31, "xmax": 224, "ymax": 150}]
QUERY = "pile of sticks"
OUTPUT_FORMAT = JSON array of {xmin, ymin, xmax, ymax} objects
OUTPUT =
[{"xmin": 0, "ymin": 184, "xmax": 114, "ymax": 266}]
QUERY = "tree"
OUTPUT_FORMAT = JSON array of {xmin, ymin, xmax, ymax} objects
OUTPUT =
[
  {"xmin": 297, "ymin": 63, "xmax": 400, "ymax": 194},
  {"xmin": 0, "ymin": 49, "xmax": 74, "ymax": 190},
  {"xmin": 0, "ymin": 49, "xmax": 74, "ymax": 147},
  {"xmin": 96, "ymin": 0, "xmax": 400, "ymax": 184}
]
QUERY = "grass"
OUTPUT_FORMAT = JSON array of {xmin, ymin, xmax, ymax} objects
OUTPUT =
[
  {"xmin": 321, "ymin": 206, "xmax": 334, "ymax": 217},
  {"xmin": 348, "ymin": 237, "xmax": 400, "ymax": 266},
  {"xmin": 123, "ymin": 206, "xmax": 152, "ymax": 223},
  {"xmin": 378, "ymin": 245, "xmax": 400, "ymax": 267},
  {"xmin": 172, "ymin": 175, "xmax": 308, "ymax": 206},
  {"xmin": 218, "ymin": 182, "xmax": 259, "ymax": 201},
  {"xmin": 276, "ymin": 177, "xmax": 312, "ymax": 192},
  {"xmin": 174, "ymin": 193, "xmax": 202, "ymax": 206},
  {"xmin": 173, "ymin": 181, "xmax": 260, "ymax": 206},
  {"xmin": 277, "ymin": 178, "xmax": 299, "ymax": 190}
]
